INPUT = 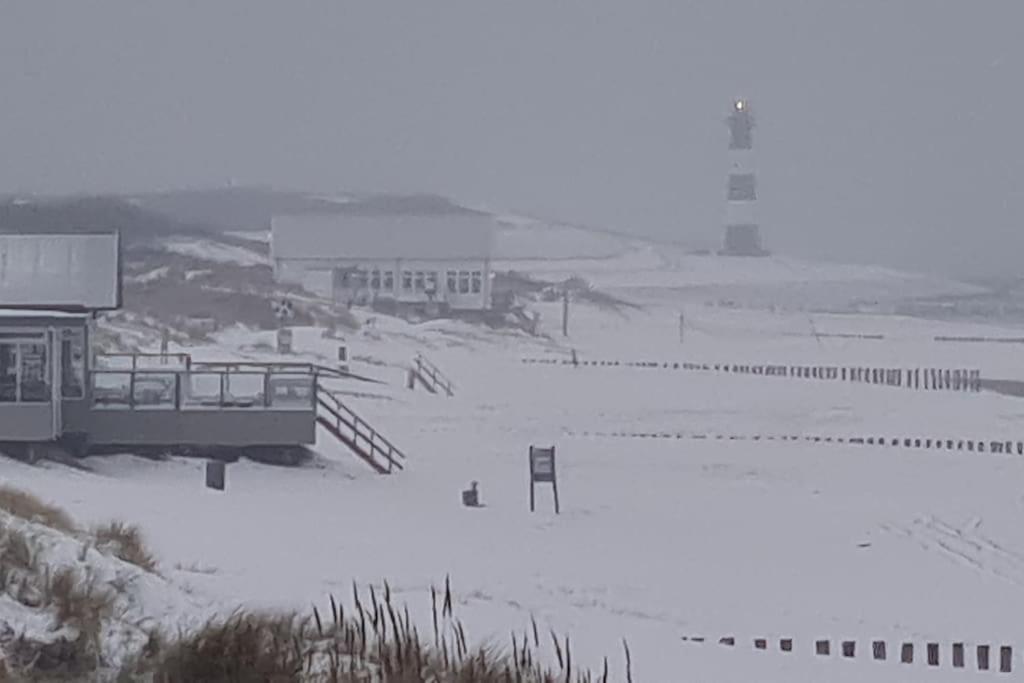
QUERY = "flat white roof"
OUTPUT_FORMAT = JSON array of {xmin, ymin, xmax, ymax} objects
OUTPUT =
[
  {"xmin": 0, "ymin": 308, "xmax": 90, "ymax": 319},
  {"xmin": 271, "ymin": 214, "xmax": 494, "ymax": 261},
  {"xmin": 0, "ymin": 233, "xmax": 121, "ymax": 310}
]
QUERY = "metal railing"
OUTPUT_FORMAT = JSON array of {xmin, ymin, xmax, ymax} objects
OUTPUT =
[
  {"xmin": 413, "ymin": 354, "xmax": 454, "ymax": 397},
  {"xmin": 94, "ymin": 352, "xmax": 192, "ymax": 371},
  {"xmin": 192, "ymin": 360, "xmax": 350, "ymax": 380},
  {"xmin": 316, "ymin": 389, "xmax": 405, "ymax": 473},
  {"xmin": 95, "ymin": 353, "xmax": 377, "ymax": 383},
  {"xmin": 90, "ymin": 368, "xmax": 316, "ymax": 411}
]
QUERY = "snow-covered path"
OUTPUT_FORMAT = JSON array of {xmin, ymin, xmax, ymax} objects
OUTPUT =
[{"xmin": 9, "ymin": 282, "xmax": 1024, "ymax": 679}]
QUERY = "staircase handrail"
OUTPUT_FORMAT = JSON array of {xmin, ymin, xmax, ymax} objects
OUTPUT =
[
  {"xmin": 316, "ymin": 388, "xmax": 406, "ymax": 471},
  {"xmin": 414, "ymin": 354, "xmax": 454, "ymax": 396}
]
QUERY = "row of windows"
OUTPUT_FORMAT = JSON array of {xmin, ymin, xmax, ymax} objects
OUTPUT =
[
  {"xmin": 338, "ymin": 269, "xmax": 396, "ymax": 291},
  {"xmin": 338, "ymin": 269, "xmax": 483, "ymax": 295},
  {"xmin": 0, "ymin": 328, "xmax": 85, "ymax": 403}
]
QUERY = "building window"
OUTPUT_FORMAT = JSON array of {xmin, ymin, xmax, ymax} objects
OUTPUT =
[
  {"xmin": 0, "ymin": 340, "xmax": 51, "ymax": 403},
  {"xmin": 414, "ymin": 271, "xmax": 426, "ymax": 291},
  {"xmin": 354, "ymin": 270, "xmax": 368, "ymax": 289},
  {"xmin": 458, "ymin": 271, "xmax": 470, "ymax": 294},
  {"xmin": 61, "ymin": 328, "xmax": 85, "ymax": 399},
  {"xmin": 446, "ymin": 270, "xmax": 457, "ymax": 293},
  {"xmin": 425, "ymin": 271, "xmax": 438, "ymax": 295},
  {"xmin": 19, "ymin": 343, "xmax": 49, "ymax": 402},
  {"xmin": 370, "ymin": 270, "xmax": 381, "ymax": 290},
  {"xmin": 471, "ymin": 271, "xmax": 482, "ymax": 294},
  {"xmin": 0, "ymin": 344, "xmax": 16, "ymax": 402},
  {"xmin": 402, "ymin": 271, "xmax": 413, "ymax": 291},
  {"xmin": 383, "ymin": 270, "xmax": 395, "ymax": 291}
]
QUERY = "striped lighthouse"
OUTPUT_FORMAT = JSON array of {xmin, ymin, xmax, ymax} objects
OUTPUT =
[{"xmin": 722, "ymin": 99, "xmax": 767, "ymax": 256}]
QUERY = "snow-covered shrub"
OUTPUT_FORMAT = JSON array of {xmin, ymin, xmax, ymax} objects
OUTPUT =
[
  {"xmin": 93, "ymin": 522, "xmax": 159, "ymax": 574},
  {"xmin": 0, "ymin": 486, "xmax": 75, "ymax": 534},
  {"xmin": 130, "ymin": 580, "xmax": 626, "ymax": 682}
]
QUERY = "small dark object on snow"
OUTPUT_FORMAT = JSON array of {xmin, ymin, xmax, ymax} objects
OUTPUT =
[
  {"xmin": 206, "ymin": 460, "xmax": 226, "ymax": 491},
  {"xmin": 462, "ymin": 481, "xmax": 480, "ymax": 507}
]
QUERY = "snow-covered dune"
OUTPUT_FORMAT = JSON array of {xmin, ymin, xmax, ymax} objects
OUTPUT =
[{"xmin": 6, "ymin": 218, "xmax": 1024, "ymax": 679}]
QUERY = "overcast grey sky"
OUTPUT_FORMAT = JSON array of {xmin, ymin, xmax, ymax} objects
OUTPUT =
[{"xmin": 1, "ymin": 2, "xmax": 1022, "ymax": 277}]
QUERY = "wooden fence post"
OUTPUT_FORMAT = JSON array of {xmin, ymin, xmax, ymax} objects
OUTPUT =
[
  {"xmin": 977, "ymin": 644, "xmax": 990, "ymax": 670},
  {"xmin": 952, "ymin": 642, "xmax": 964, "ymax": 668}
]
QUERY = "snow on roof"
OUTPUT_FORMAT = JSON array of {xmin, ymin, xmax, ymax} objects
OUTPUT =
[
  {"xmin": 0, "ymin": 308, "xmax": 90, "ymax": 319},
  {"xmin": 270, "ymin": 213, "xmax": 494, "ymax": 261},
  {"xmin": 0, "ymin": 233, "xmax": 120, "ymax": 310}
]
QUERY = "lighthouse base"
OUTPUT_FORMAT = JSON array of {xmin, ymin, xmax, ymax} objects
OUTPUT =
[{"xmin": 720, "ymin": 224, "xmax": 768, "ymax": 257}]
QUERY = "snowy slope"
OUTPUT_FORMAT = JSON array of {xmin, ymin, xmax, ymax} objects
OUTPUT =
[
  {"xmin": 9, "ymin": 287, "xmax": 1024, "ymax": 679},
  {"xmin": 7, "ymin": 218, "xmax": 1024, "ymax": 679},
  {"xmin": 489, "ymin": 211, "xmax": 978, "ymax": 318},
  {"xmin": 0, "ymin": 471, "xmax": 218, "ymax": 677}
]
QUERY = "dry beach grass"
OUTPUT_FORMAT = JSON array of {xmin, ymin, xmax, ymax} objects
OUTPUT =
[
  {"xmin": 0, "ymin": 486, "xmax": 628, "ymax": 681},
  {"xmin": 130, "ymin": 579, "xmax": 628, "ymax": 682}
]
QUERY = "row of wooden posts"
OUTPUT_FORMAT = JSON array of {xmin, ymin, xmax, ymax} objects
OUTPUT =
[
  {"xmin": 522, "ymin": 357, "xmax": 983, "ymax": 393},
  {"xmin": 570, "ymin": 430, "xmax": 1024, "ymax": 456},
  {"xmin": 685, "ymin": 635, "xmax": 1015, "ymax": 672}
]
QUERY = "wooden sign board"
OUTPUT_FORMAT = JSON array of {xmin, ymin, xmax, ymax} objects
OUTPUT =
[
  {"xmin": 531, "ymin": 448, "xmax": 555, "ymax": 481},
  {"xmin": 529, "ymin": 446, "xmax": 559, "ymax": 513}
]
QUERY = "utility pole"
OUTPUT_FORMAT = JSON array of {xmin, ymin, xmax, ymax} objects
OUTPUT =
[
  {"xmin": 562, "ymin": 288, "xmax": 570, "ymax": 337},
  {"xmin": 160, "ymin": 327, "xmax": 170, "ymax": 364}
]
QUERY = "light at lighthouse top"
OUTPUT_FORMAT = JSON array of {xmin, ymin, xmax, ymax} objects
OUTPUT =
[{"xmin": 727, "ymin": 98, "xmax": 754, "ymax": 150}]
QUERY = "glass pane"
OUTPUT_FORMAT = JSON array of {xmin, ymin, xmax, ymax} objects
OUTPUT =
[
  {"xmin": 132, "ymin": 373, "xmax": 176, "ymax": 408},
  {"xmin": 222, "ymin": 373, "xmax": 264, "ymax": 408},
  {"xmin": 93, "ymin": 372, "xmax": 132, "ymax": 407},
  {"xmin": 61, "ymin": 328, "xmax": 86, "ymax": 399},
  {"xmin": 181, "ymin": 372, "xmax": 224, "ymax": 408},
  {"xmin": 0, "ymin": 344, "xmax": 16, "ymax": 402},
  {"xmin": 94, "ymin": 353, "xmax": 134, "ymax": 370},
  {"xmin": 19, "ymin": 343, "xmax": 49, "ymax": 402},
  {"xmin": 268, "ymin": 375, "xmax": 313, "ymax": 409}
]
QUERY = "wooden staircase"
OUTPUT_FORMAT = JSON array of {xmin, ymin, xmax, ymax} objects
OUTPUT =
[
  {"xmin": 409, "ymin": 354, "xmax": 455, "ymax": 397},
  {"xmin": 316, "ymin": 388, "xmax": 406, "ymax": 474}
]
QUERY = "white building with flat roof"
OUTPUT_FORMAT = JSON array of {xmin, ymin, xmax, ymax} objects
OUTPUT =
[{"xmin": 270, "ymin": 213, "xmax": 495, "ymax": 312}]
